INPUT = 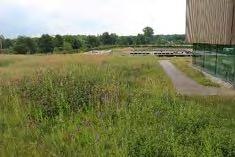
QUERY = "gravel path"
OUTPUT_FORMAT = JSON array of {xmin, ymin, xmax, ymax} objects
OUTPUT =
[{"xmin": 159, "ymin": 60, "xmax": 235, "ymax": 96}]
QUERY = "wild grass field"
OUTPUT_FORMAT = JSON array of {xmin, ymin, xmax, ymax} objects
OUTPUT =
[{"xmin": 0, "ymin": 54, "xmax": 234, "ymax": 156}]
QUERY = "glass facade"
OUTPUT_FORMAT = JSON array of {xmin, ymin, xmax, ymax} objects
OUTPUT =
[{"xmin": 193, "ymin": 44, "xmax": 235, "ymax": 86}]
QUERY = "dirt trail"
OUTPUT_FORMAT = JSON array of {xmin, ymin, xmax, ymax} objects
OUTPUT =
[{"xmin": 159, "ymin": 60, "xmax": 235, "ymax": 96}]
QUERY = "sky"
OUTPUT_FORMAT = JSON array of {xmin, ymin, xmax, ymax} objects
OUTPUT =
[{"xmin": 0, "ymin": 0, "xmax": 186, "ymax": 38}]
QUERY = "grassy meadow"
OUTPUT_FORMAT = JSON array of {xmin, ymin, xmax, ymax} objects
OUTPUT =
[{"xmin": 0, "ymin": 53, "xmax": 234, "ymax": 156}]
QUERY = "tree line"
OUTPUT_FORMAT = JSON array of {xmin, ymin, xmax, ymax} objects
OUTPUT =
[{"xmin": 0, "ymin": 27, "xmax": 186, "ymax": 54}]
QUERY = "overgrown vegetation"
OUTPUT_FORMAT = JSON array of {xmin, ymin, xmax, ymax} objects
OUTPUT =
[
  {"xmin": 0, "ymin": 27, "xmax": 186, "ymax": 54},
  {"xmin": 0, "ymin": 55, "xmax": 234, "ymax": 156}
]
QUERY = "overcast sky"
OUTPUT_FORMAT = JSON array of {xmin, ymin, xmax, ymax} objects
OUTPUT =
[{"xmin": 0, "ymin": 0, "xmax": 186, "ymax": 38}]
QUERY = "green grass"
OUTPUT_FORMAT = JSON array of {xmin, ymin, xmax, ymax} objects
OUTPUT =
[
  {"xmin": 0, "ymin": 55, "xmax": 234, "ymax": 156},
  {"xmin": 0, "ymin": 58, "xmax": 16, "ymax": 67},
  {"xmin": 171, "ymin": 58, "xmax": 220, "ymax": 87}
]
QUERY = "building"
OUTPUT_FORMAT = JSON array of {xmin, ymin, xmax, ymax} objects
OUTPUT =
[{"xmin": 186, "ymin": 0, "xmax": 235, "ymax": 86}]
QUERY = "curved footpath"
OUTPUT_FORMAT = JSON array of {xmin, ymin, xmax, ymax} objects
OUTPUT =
[{"xmin": 159, "ymin": 60, "xmax": 235, "ymax": 96}]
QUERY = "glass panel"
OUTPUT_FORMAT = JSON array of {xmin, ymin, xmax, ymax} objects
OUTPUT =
[{"xmin": 193, "ymin": 44, "xmax": 235, "ymax": 86}]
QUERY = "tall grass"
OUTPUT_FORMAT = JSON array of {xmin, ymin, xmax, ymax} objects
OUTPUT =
[{"xmin": 0, "ymin": 56, "xmax": 234, "ymax": 156}]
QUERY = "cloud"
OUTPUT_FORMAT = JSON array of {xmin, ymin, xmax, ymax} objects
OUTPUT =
[{"xmin": 0, "ymin": 0, "xmax": 186, "ymax": 38}]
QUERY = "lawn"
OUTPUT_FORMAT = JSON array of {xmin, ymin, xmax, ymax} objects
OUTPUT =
[{"xmin": 0, "ymin": 54, "xmax": 234, "ymax": 156}]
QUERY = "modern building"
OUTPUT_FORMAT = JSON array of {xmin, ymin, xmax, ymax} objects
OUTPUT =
[{"xmin": 186, "ymin": 0, "xmax": 235, "ymax": 86}]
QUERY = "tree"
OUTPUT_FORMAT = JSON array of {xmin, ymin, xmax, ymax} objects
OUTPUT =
[
  {"xmin": 143, "ymin": 27, "xmax": 154, "ymax": 44},
  {"xmin": 63, "ymin": 35, "xmax": 74, "ymax": 43},
  {"xmin": 54, "ymin": 35, "xmax": 64, "ymax": 50},
  {"xmin": 13, "ymin": 36, "xmax": 36, "ymax": 54},
  {"xmin": 71, "ymin": 38, "xmax": 82, "ymax": 50},
  {"xmin": 117, "ymin": 36, "xmax": 134, "ymax": 46},
  {"xmin": 100, "ymin": 32, "xmax": 118, "ymax": 45},
  {"xmin": 63, "ymin": 42, "xmax": 73, "ymax": 51},
  {"xmin": 0, "ymin": 35, "xmax": 4, "ymax": 53},
  {"xmin": 25, "ymin": 37, "xmax": 37, "ymax": 53},
  {"xmin": 109, "ymin": 33, "xmax": 118, "ymax": 45},
  {"xmin": 85, "ymin": 35, "xmax": 100, "ymax": 48},
  {"xmin": 3, "ymin": 39, "xmax": 13, "ymax": 49},
  {"xmin": 135, "ymin": 34, "xmax": 146, "ymax": 45},
  {"xmin": 127, "ymin": 37, "xmax": 134, "ymax": 45},
  {"xmin": 100, "ymin": 32, "xmax": 111, "ymax": 45},
  {"xmin": 143, "ymin": 27, "xmax": 154, "ymax": 38},
  {"xmin": 38, "ymin": 34, "xmax": 54, "ymax": 53},
  {"xmin": 13, "ymin": 37, "xmax": 27, "ymax": 53}
]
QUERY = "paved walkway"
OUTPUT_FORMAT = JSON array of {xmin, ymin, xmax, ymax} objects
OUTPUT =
[{"xmin": 159, "ymin": 60, "xmax": 235, "ymax": 96}]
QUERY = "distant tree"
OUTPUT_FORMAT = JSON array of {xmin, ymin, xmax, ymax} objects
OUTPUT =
[
  {"xmin": 125, "ymin": 36, "xmax": 134, "ymax": 45},
  {"xmin": 143, "ymin": 27, "xmax": 154, "ymax": 38},
  {"xmin": 119, "ymin": 36, "xmax": 134, "ymax": 46},
  {"xmin": 117, "ymin": 36, "xmax": 134, "ymax": 46},
  {"xmin": 169, "ymin": 34, "xmax": 185, "ymax": 44},
  {"xmin": 143, "ymin": 27, "xmax": 154, "ymax": 44},
  {"xmin": 25, "ymin": 37, "xmax": 37, "ymax": 53},
  {"xmin": 38, "ymin": 34, "xmax": 54, "ymax": 53},
  {"xmin": 71, "ymin": 38, "xmax": 82, "ymax": 50},
  {"xmin": 0, "ymin": 35, "xmax": 4, "ymax": 53},
  {"xmin": 54, "ymin": 35, "xmax": 64, "ymax": 50},
  {"xmin": 117, "ymin": 36, "xmax": 125, "ymax": 45},
  {"xmin": 0, "ymin": 31, "xmax": 186, "ymax": 54},
  {"xmin": 155, "ymin": 36, "xmax": 168, "ymax": 45},
  {"xmin": 109, "ymin": 33, "xmax": 118, "ymax": 45},
  {"xmin": 85, "ymin": 35, "xmax": 100, "ymax": 48},
  {"xmin": 100, "ymin": 32, "xmax": 111, "ymax": 45},
  {"xmin": 154, "ymin": 34, "xmax": 185, "ymax": 45},
  {"xmin": 63, "ymin": 42, "xmax": 73, "ymax": 51},
  {"xmin": 64, "ymin": 35, "xmax": 74, "ymax": 43},
  {"xmin": 13, "ymin": 37, "xmax": 27, "ymax": 53},
  {"xmin": 3, "ymin": 39, "xmax": 13, "ymax": 49},
  {"xmin": 100, "ymin": 32, "xmax": 118, "ymax": 45},
  {"xmin": 135, "ymin": 34, "xmax": 146, "ymax": 45},
  {"xmin": 13, "ymin": 36, "xmax": 36, "ymax": 54}
]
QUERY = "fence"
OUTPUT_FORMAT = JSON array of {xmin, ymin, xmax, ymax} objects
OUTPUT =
[{"xmin": 192, "ymin": 44, "xmax": 235, "ymax": 86}]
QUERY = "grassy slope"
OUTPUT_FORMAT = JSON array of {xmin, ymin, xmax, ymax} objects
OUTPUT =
[
  {"xmin": 0, "ymin": 54, "xmax": 234, "ymax": 156},
  {"xmin": 171, "ymin": 58, "xmax": 220, "ymax": 87}
]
